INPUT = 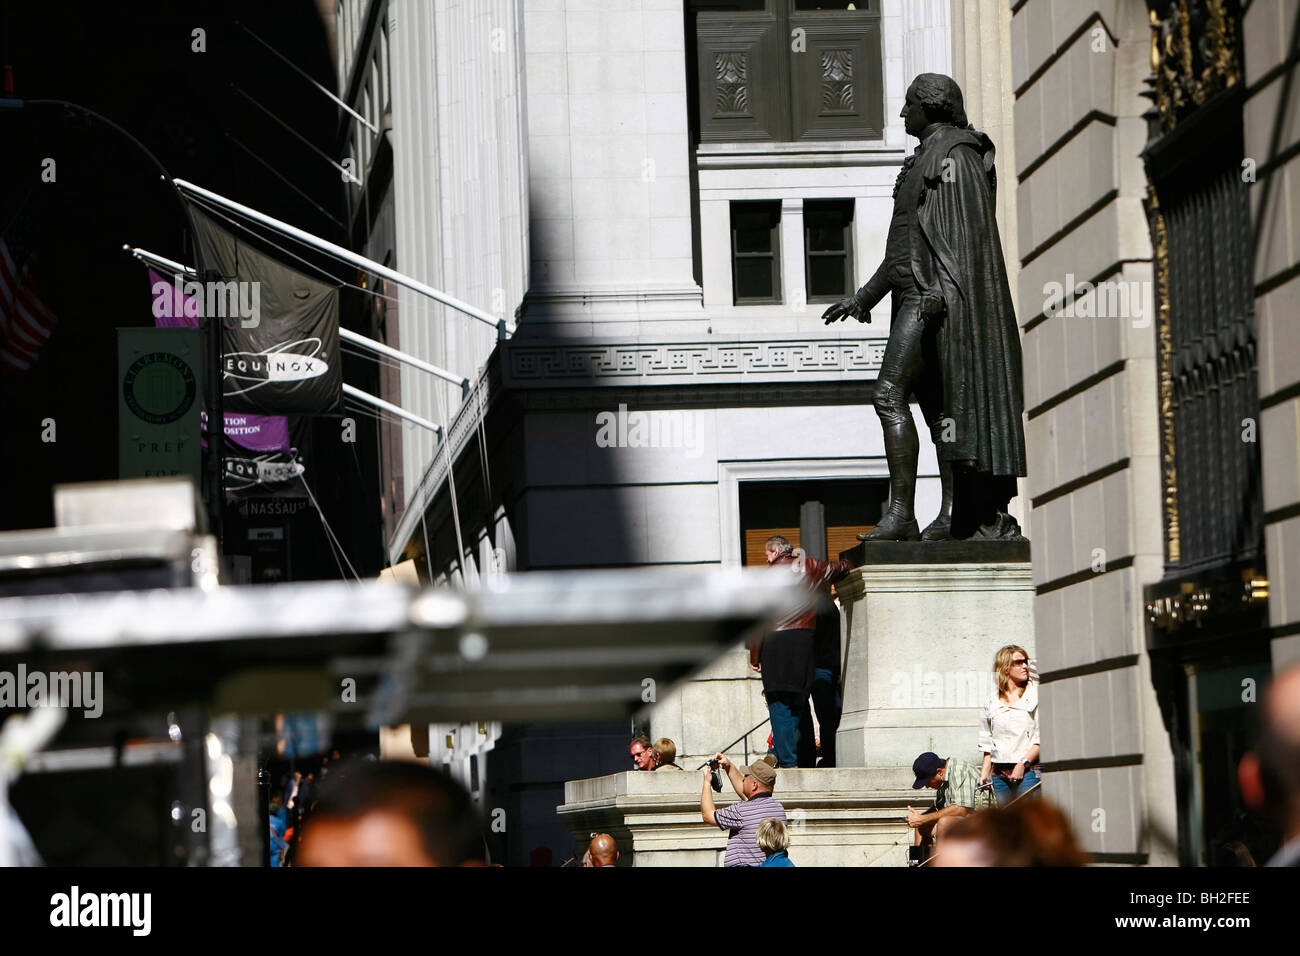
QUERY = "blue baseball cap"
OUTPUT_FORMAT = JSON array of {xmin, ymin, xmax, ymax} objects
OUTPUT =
[{"xmin": 911, "ymin": 752, "xmax": 945, "ymax": 788}]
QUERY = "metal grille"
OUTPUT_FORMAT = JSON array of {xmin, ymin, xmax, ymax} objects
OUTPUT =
[{"xmin": 1163, "ymin": 162, "xmax": 1261, "ymax": 570}]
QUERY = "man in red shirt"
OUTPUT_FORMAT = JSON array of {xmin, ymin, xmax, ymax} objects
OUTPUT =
[{"xmin": 752, "ymin": 536, "xmax": 854, "ymax": 767}]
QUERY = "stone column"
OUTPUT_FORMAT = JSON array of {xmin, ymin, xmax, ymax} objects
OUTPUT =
[
  {"xmin": 780, "ymin": 197, "xmax": 806, "ymax": 313},
  {"xmin": 950, "ymin": 0, "xmax": 1024, "ymax": 531},
  {"xmin": 882, "ymin": 0, "xmax": 952, "ymax": 149},
  {"xmin": 901, "ymin": 0, "xmax": 952, "ymax": 88},
  {"xmin": 949, "ymin": 0, "xmax": 1017, "ymax": 294}
]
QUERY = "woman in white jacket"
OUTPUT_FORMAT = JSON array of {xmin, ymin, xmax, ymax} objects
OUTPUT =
[{"xmin": 979, "ymin": 645, "xmax": 1040, "ymax": 805}]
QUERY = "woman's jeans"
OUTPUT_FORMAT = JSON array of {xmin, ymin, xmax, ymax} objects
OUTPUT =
[{"xmin": 992, "ymin": 767, "xmax": 1040, "ymax": 805}]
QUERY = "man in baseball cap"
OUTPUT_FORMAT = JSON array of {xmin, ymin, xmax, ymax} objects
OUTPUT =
[
  {"xmin": 906, "ymin": 751, "xmax": 986, "ymax": 860},
  {"xmin": 912, "ymin": 751, "xmax": 947, "ymax": 789},
  {"xmin": 700, "ymin": 753, "xmax": 788, "ymax": 866}
]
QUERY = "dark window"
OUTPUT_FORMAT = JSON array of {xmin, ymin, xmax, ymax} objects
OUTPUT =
[
  {"xmin": 731, "ymin": 201, "xmax": 782, "ymax": 304},
  {"xmin": 691, "ymin": 0, "xmax": 884, "ymax": 143},
  {"xmin": 804, "ymin": 199, "xmax": 854, "ymax": 301}
]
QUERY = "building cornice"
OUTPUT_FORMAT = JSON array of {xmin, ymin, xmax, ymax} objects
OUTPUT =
[{"xmin": 502, "ymin": 336, "xmax": 886, "ymax": 388}]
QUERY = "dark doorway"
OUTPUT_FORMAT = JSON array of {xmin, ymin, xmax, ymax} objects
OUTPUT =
[{"xmin": 739, "ymin": 477, "xmax": 885, "ymax": 565}]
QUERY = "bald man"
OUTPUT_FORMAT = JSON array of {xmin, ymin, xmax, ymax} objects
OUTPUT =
[
  {"xmin": 587, "ymin": 833, "xmax": 619, "ymax": 868},
  {"xmin": 1240, "ymin": 663, "xmax": 1300, "ymax": 866}
]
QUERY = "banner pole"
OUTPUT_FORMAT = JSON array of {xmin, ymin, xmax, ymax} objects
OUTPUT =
[
  {"xmin": 125, "ymin": 244, "xmax": 470, "ymax": 392},
  {"xmin": 173, "ymin": 178, "xmax": 504, "ymax": 332},
  {"xmin": 343, "ymin": 384, "xmax": 442, "ymax": 435}
]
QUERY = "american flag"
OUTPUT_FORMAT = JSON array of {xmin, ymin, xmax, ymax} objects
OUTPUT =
[{"xmin": 0, "ymin": 205, "xmax": 58, "ymax": 372}]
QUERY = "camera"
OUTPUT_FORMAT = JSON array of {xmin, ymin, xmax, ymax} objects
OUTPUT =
[{"xmin": 707, "ymin": 757, "xmax": 720, "ymax": 769}]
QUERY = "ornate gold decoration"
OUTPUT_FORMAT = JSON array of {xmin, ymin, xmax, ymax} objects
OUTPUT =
[
  {"xmin": 1145, "ymin": 184, "xmax": 1180, "ymax": 565},
  {"xmin": 1147, "ymin": 0, "xmax": 1242, "ymax": 135},
  {"xmin": 1145, "ymin": 571, "xmax": 1269, "ymax": 632}
]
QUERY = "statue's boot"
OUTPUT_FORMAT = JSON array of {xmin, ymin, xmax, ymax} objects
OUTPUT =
[
  {"xmin": 858, "ymin": 421, "xmax": 921, "ymax": 542},
  {"xmin": 920, "ymin": 458, "xmax": 954, "ymax": 541},
  {"xmin": 859, "ymin": 511, "xmax": 920, "ymax": 541},
  {"xmin": 974, "ymin": 511, "xmax": 1025, "ymax": 540}
]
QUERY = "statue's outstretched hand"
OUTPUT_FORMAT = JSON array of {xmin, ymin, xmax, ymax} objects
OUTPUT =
[{"xmin": 822, "ymin": 296, "xmax": 870, "ymax": 325}]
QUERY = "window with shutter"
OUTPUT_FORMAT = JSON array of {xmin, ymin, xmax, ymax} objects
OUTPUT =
[{"xmin": 692, "ymin": 0, "xmax": 884, "ymax": 144}]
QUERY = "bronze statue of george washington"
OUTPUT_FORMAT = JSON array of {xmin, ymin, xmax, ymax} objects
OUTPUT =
[{"xmin": 823, "ymin": 73, "xmax": 1027, "ymax": 542}]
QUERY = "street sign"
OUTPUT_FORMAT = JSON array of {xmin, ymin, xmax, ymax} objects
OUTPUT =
[{"xmin": 118, "ymin": 327, "xmax": 202, "ymax": 486}]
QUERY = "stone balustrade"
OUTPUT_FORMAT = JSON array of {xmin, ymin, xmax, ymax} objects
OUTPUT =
[{"xmin": 557, "ymin": 768, "xmax": 919, "ymax": 867}]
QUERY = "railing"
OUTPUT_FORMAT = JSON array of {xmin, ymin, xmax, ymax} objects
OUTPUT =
[{"xmin": 693, "ymin": 717, "xmax": 771, "ymax": 771}]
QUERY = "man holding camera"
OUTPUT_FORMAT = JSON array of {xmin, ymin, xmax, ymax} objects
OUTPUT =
[{"xmin": 700, "ymin": 753, "xmax": 787, "ymax": 867}]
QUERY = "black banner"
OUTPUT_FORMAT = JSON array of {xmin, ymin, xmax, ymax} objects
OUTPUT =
[
  {"xmin": 188, "ymin": 206, "xmax": 341, "ymax": 414},
  {"xmin": 221, "ymin": 415, "xmax": 312, "ymax": 500}
]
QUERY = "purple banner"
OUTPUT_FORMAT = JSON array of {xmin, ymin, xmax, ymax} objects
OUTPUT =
[{"xmin": 200, "ymin": 410, "xmax": 290, "ymax": 454}]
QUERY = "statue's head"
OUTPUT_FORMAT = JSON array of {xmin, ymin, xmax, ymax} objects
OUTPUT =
[{"xmin": 902, "ymin": 73, "xmax": 968, "ymax": 135}]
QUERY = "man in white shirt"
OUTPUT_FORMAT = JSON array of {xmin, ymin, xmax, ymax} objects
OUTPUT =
[{"xmin": 1240, "ymin": 664, "xmax": 1300, "ymax": 866}]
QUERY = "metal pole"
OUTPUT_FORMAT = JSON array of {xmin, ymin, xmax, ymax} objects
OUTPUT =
[
  {"xmin": 173, "ymin": 178, "xmax": 504, "ymax": 332},
  {"xmin": 235, "ymin": 20, "xmax": 379, "ymax": 134},
  {"xmin": 125, "ymin": 245, "xmax": 194, "ymax": 275},
  {"xmin": 339, "ymin": 328, "xmax": 468, "ymax": 390},
  {"xmin": 343, "ymin": 383, "xmax": 442, "ymax": 435},
  {"xmin": 126, "ymin": 246, "xmax": 470, "ymax": 391}
]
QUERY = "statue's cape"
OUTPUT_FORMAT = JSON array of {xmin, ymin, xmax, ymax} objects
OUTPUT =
[{"xmin": 908, "ymin": 125, "xmax": 1027, "ymax": 478}]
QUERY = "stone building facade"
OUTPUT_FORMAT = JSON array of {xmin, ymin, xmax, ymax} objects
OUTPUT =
[{"xmin": 1011, "ymin": 0, "xmax": 1296, "ymax": 866}]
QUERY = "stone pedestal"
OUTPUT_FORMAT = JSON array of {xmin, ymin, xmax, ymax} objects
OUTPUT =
[
  {"xmin": 644, "ymin": 645, "xmax": 770, "ymax": 769},
  {"xmin": 557, "ymin": 768, "xmax": 918, "ymax": 867},
  {"xmin": 835, "ymin": 560, "xmax": 1034, "ymax": 768}
]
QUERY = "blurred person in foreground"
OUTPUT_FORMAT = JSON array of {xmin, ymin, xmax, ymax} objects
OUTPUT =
[
  {"xmin": 753, "ymin": 535, "xmax": 853, "ymax": 767},
  {"xmin": 1240, "ymin": 663, "xmax": 1300, "ymax": 866},
  {"xmin": 757, "ymin": 818, "xmax": 795, "ymax": 867},
  {"xmin": 979, "ymin": 644, "xmax": 1041, "ymax": 804},
  {"xmin": 932, "ymin": 799, "xmax": 1087, "ymax": 866},
  {"xmin": 652, "ymin": 737, "xmax": 685, "ymax": 770},
  {"xmin": 907, "ymin": 750, "xmax": 990, "ymax": 857},
  {"xmin": 296, "ymin": 759, "xmax": 487, "ymax": 866},
  {"xmin": 701, "ymin": 753, "xmax": 788, "ymax": 867},
  {"xmin": 630, "ymin": 734, "xmax": 656, "ymax": 771},
  {"xmin": 268, "ymin": 793, "xmax": 288, "ymax": 867},
  {"xmin": 587, "ymin": 833, "xmax": 620, "ymax": 867}
]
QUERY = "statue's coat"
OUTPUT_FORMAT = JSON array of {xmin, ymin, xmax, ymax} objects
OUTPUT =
[{"xmin": 905, "ymin": 125, "xmax": 1027, "ymax": 479}]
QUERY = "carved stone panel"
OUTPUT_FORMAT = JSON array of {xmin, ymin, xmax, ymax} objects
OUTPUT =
[
  {"xmin": 697, "ymin": 14, "xmax": 787, "ymax": 142},
  {"xmin": 789, "ymin": 14, "xmax": 883, "ymax": 140}
]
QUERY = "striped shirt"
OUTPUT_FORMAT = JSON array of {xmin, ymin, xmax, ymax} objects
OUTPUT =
[
  {"xmin": 934, "ymin": 758, "xmax": 991, "ymax": 812},
  {"xmin": 714, "ymin": 793, "xmax": 787, "ymax": 867}
]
